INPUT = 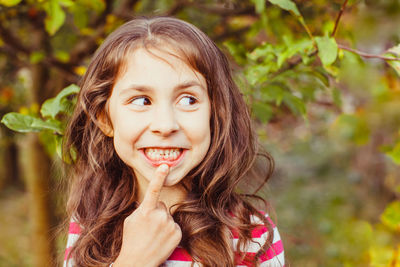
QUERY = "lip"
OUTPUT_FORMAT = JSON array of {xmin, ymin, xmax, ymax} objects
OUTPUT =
[{"xmin": 140, "ymin": 148, "xmax": 187, "ymax": 167}]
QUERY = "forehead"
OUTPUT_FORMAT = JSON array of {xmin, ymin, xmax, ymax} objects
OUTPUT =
[{"xmin": 116, "ymin": 47, "xmax": 206, "ymax": 87}]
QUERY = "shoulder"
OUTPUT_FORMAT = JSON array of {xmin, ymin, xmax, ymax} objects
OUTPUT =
[{"xmin": 233, "ymin": 213, "xmax": 285, "ymax": 267}]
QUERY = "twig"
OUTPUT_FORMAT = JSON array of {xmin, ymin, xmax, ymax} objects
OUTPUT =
[
  {"xmin": 331, "ymin": 0, "xmax": 349, "ymax": 37},
  {"xmin": 190, "ymin": 3, "xmax": 255, "ymax": 16},
  {"xmin": 90, "ymin": 0, "xmax": 114, "ymax": 27},
  {"xmin": 0, "ymin": 24, "xmax": 31, "ymax": 54},
  {"xmin": 214, "ymin": 26, "xmax": 251, "ymax": 42},
  {"xmin": 338, "ymin": 44, "xmax": 400, "ymax": 61},
  {"xmin": 271, "ymin": 49, "xmax": 318, "ymax": 78},
  {"xmin": 0, "ymin": 23, "xmax": 79, "ymax": 80},
  {"xmin": 165, "ymin": 0, "xmax": 188, "ymax": 16}
]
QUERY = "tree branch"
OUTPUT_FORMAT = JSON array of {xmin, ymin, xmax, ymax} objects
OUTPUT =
[
  {"xmin": 164, "ymin": 0, "xmax": 188, "ymax": 16},
  {"xmin": 69, "ymin": 0, "xmax": 143, "ymax": 65},
  {"xmin": 191, "ymin": 3, "xmax": 255, "ymax": 16},
  {"xmin": 331, "ymin": 0, "xmax": 349, "ymax": 37},
  {"xmin": 90, "ymin": 0, "xmax": 114, "ymax": 27},
  {"xmin": 0, "ymin": 23, "xmax": 79, "ymax": 82},
  {"xmin": 113, "ymin": 0, "xmax": 140, "ymax": 20},
  {"xmin": 44, "ymin": 58, "xmax": 79, "ymax": 83},
  {"xmin": 271, "ymin": 50, "xmax": 318, "ymax": 78},
  {"xmin": 338, "ymin": 44, "xmax": 400, "ymax": 61},
  {"xmin": 0, "ymin": 47, "xmax": 27, "ymax": 69},
  {"xmin": 0, "ymin": 23, "xmax": 32, "ymax": 54},
  {"xmin": 214, "ymin": 26, "xmax": 252, "ymax": 42}
]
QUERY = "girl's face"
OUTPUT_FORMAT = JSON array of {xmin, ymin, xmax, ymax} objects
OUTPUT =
[{"xmin": 105, "ymin": 48, "xmax": 211, "ymax": 187}]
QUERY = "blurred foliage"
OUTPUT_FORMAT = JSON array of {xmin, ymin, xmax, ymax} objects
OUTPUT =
[{"xmin": 1, "ymin": 0, "xmax": 400, "ymax": 266}]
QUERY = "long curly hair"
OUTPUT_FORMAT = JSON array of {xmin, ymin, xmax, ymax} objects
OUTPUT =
[{"xmin": 64, "ymin": 16, "xmax": 276, "ymax": 267}]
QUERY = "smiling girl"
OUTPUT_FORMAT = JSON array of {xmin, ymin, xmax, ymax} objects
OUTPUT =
[{"xmin": 63, "ymin": 17, "xmax": 284, "ymax": 267}]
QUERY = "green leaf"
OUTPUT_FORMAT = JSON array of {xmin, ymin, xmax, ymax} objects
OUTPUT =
[
  {"xmin": 386, "ymin": 141, "xmax": 400, "ymax": 165},
  {"xmin": 277, "ymin": 39, "xmax": 313, "ymax": 68},
  {"xmin": 78, "ymin": 0, "xmax": 105, "ymax": 13},
  {"xmin": 251, "ymin": 0, "xmax": 266, "ymax": 13},
  {"xmin": 223, "ymin": 41, "xmax": 247, "ymax": 65},
  {"xmin": 29, "ymin": 51, "xmax": 45, "ymax": 64},
  {"xmin": 44, "ymin": 0, "xmax": 66, "ymax": 35},
  {"xmin": 252, "ymin": 102, "xmax": 273, "ymax": 123},
  {"xmin": 247, "ymin": 43, "xmax": 275, "ymax": 62},
  {"xmin": 54, "ymin": 50, "xmax": 70, "ymax": 63},
  {"xmin": 245, "ymin": 65, "xmax": 272, "ymax": 86},
  {"xmin": 1, "ymin": 113, "xmax": 63, "ymax": 133},
  {"xmin": 315, "ymin": 36, "xmax": 338, "ymax": 66},
  {"xmin": 332, "ymin": 87, "xmax": 342, "ymax": 107},
  {"xmin": 70, "ymin": 4, "xmax": 89, "ymax": 29},
  {"xmin": 369, "ymin": 246, "xmax": 400, "ymax": 266},
  {"xmin": 0, "ymin": 0, "xmax": 21, "ymax": 6},
  {"xmin": 59, "ymin": 0, "xmax": 74, "ymax": 7},
  {"xmin": 40, "ymin": 84, "xmax": 80, "ymax": 119},
  {"xmin": 385, "ymin": 44, "xmax": 400, "ymax": 76},
  {"xmin": 260, "ymin": 84, "xmax": 284, "ymax": 105},
  {"xmin": 268, "ymin": 0, "xmax": 300, "ymax": 16},
  {"xmin": 380, "ymin": 201, "xmax": 400, "ymax": 231},
  {"xmin": 283, "ymin": 93, "xmax": 306, "ymax": 116}
]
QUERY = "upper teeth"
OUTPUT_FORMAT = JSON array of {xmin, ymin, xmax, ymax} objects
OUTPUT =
[{"xmin": 144, "ymin": 148, "xmax": 182, "ymax": 160}]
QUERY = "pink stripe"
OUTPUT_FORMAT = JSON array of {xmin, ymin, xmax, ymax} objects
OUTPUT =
[
  {"xmin": 265, "ymin": 216, "xmax": 276, "ymax": 228},
  {"xmin": 251, "ymin": 225, "xmax": 268, "ymax": 238},
  {"xmin": 231, "ymin": 215, "xmax": 276, "ymax": 239},
  {"xmin": 234, "ymin": 240, "xmax": 284, "ymax": 265},
  {"xmin": 64, "ymin": 247, "xmax": 72, "ymax": 260},
  {"xmin": 231, "ymin": 228, "xmax": 239, "ymax": 238},
  {"xmin": 231, "ymin": 225, "xmax": 271, "ymax": 239},
  {"xmin": 167, "ymin": 247, "xmax": 192, "ymax": 261},
  {"xmin": 259, "ymin": 240, "xmax": 284, "ymax": 261},
  {"xmin": 69, "ymin": 222, "xmax": 81, "ymax": 234}
]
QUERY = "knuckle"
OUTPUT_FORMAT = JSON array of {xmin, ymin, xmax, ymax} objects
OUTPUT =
[
  {"xmin": 174, "ymin": 225, "xmax": 182, "ymax": 240},
  {"xmin": 150, "ymin": 188, "xmax": 160, "ymax": 195}
]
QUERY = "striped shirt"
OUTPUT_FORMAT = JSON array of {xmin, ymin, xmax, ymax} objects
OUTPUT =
[{"xmin": 64, "ymin": 214, "xmax": 284, "ymax": 266}]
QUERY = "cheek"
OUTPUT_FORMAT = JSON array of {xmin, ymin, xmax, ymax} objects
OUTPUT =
[
  {"xmin": 112, "ymin": 119, "xmax": 142, "ymax": 155},
  {"xmin": 180, "ymin": 112, "xmax": 211, "ymax": 144}
]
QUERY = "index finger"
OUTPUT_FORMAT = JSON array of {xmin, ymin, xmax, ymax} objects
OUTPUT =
[{"xmin": 141, "ymin": 164, "xmax": 169, "ymax": 210}]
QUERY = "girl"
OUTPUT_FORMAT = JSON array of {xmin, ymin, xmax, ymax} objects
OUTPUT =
[{"xmin": 63, "ymin": 16, "xmax": 284, "ymax": 267}]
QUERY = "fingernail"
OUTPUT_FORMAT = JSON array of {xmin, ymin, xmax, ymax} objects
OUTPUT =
[{"xmin": 159, "ymin": 164, "xmax": 169, "ymax": 173}]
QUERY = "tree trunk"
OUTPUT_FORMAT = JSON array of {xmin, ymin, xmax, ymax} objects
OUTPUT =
[
  {"xmin": 1, "ymin": 138, "xmax": 23, "ymax": 190},
  {"xmin": 21, "ymin": 133, "xmax": 55, "ymax": 267},
  {"xmin": 20, "ymin": 24, "xmax": 56, "ymax": 266}
]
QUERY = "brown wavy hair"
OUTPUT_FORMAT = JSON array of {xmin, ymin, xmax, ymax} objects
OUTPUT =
[{"xmin": 64, "ymin": 16, "xmax": 277, "ymax": 267}]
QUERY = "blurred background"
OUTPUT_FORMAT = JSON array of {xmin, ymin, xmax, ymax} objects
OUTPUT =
[{"xmin": 0, "ymin": 0, "xmax": 399, "ymax": 266}]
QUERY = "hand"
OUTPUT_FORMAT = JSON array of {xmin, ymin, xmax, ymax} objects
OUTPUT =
[{"xmin": 113, "ymin": 164, "xmax": 182, "ymax": 267}]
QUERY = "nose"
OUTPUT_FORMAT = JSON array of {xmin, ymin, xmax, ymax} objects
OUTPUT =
[{"xmin": 149, "ymin": 103, "xmax": 179, "ymax": 136}]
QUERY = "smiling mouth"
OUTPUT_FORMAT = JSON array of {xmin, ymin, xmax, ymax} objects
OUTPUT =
[{"xmin": 141, "ymin": 148, "xmax": 186, "ymax": 167}]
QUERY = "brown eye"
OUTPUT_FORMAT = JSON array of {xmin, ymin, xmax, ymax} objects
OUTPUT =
[
  {"xmin": 130, "ymin": 97, "xmax": 151, "ymax": 106},
  {"xmin": 178, "ymin": 96, "xmax": 198, "ymax": 106}
]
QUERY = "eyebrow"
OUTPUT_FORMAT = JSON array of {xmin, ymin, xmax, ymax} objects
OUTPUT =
[{"xmin": 119, "ymin": 81, "xmax": 206, "ymax": 96}]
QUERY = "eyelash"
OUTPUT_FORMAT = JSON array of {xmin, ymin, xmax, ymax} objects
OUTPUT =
[{"xmin": 129, "ymin": 95, "xmax": 198, "ymax": 106}]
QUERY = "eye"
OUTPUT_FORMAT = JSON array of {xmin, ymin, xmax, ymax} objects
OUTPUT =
[
  {"xmin": 130, "ymin": 96, "xmax": 151, "ymax": 106},
  {"xmin": 178, "ymin": 95, "xmax": 198, "ymax": 106}
]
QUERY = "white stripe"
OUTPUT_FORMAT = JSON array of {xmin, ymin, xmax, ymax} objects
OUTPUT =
[
  {"xmin": 232, "ymin": 226, "xmax": 281, "ymax": 253},
  {"xmin": 66, "ymin": 233, "xmax": 80, "ymax": 248},
  {"xmin": 63, "ymin": 258, "xmax": 75, "ymax": 267},
  {"xmin": 164, "ymin": 260, "xmax": 201, "ymax": 267},
  {"xmin": 250, "ymin": 213, "xmax": 272, "ymax": 224}
]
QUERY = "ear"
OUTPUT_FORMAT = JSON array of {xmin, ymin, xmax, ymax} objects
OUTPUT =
[{"xmin": 97, "ymin": 108, "xmax": 114, "ymax": 137}]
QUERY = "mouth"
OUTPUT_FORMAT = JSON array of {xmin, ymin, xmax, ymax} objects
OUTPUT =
[{"xmin": 140, "ymin": 147, "xmax": 187, "ymax": 167}]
